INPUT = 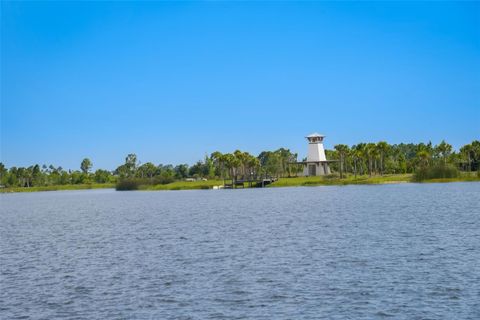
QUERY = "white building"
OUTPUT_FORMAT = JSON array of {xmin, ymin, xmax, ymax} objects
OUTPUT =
[{"xmin": 300, "ymin": 133, "xmax": 334, "ymax": 176}]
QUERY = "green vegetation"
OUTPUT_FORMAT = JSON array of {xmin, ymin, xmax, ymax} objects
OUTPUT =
[
  {"xmin": 0, "ymin": 160, "xmax": 117, "ymax": 193},
  {"xmin": 270, "ymin": 174, "xmax": 413, "ymax": 187},
  {"xmin": 140, "ymin": 179, "xmax": 225, "ymax": 191},
  {"xmin": 412, "ymin": 164, "xmax": 459, "ymax": 182},
  {"xmin": 117, "ymin": 173, "xmax": 480, "ymax": 192},
  {"xmin": 326, "ymin": 140, "xmax": 480, "ymax": 181},
  {"xmin": 0, "ymin": 183, "xmax": 114, "ymax": 193},
  {"xmin": 1, "ymin": 140, "xmax": 479, "ymax": 193},
  {"xmin": 115, "ymin": 179, "xmax": 141, "ymax": 191},
  {"xmin": 80, "ymin": 158, "xmax": 92, "ymax": 175},
  {"xmin": 138, "ymin": 172, "xmax": 478, "ymax": 190}
]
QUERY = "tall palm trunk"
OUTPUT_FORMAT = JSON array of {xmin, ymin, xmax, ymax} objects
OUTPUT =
[
  {"xmin": 380, "ymin": 154, "xmax": 384, "ymax": 176},
  {"xmin": 368, "ymin": 158, "xmax": 372, "ymax": 177},
  {"xmin": 340, "ymin": 155, "xmax": 344, "ymax": 179}
]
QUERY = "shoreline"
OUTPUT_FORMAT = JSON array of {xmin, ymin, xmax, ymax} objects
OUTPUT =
[
  {"xmin": 2, "ymin": 174, "xmax": 479, "ymax": 193},
  {"xmin": 0, "ymin": 183, "xmax": 115, "ymax": 194}
]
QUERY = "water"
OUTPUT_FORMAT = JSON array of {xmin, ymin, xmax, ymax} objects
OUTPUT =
[{"xmin": 1, "ymin": 183, "xmax": 479, "ymax": 319}]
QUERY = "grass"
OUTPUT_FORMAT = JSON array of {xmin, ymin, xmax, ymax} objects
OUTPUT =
[
  {"xmin": 0, "ymin": 183, "xmax": 115, "ymax": 193},
  {"xmin": 270, "ymin": 172, "xmax": 480, "ymax": 188},
  {"xmin": 139, "ymin": 179, "xmax": 226, "ymax": 191},
  {"xmin": 417, "ymin": 171, "xmax": 480, "ymax": 184},
  {"xmin": 269, "ymin": 174, "xmax": 413, "ymax": 187},
  {"xmin": 138, "ymin": 174, "xmax": 415, "ymax": 190}
]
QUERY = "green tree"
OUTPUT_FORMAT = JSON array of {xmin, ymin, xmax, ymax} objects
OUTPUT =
[
  {"xmin": 7, "ymin": 167, "xmax": 19, "ymax": 187},
  {"xmin": 258, "ymin": 151, "xmax": 282, "ymax": 178},
  {"xmin": 0, "ymin": 163, "xmax": 6, "ymax": 185},
  {"xmin": 460, "ymin": 144, "xmax": 473, "ymax": 171},
  {"xmin": 352, "ymin": 143, "xmax": 367, "ymax": 175},
  {"xmin": 80, "ymin": 158, "xmax": 92, "ymax": 174},
  {"xmin": 115, "ymin": 154, "xmax": 138, "ymax": 178},
  {"xmin": 94, "ymin": 169, "xmax": 111, "ymax": 183},
  {"xmin": 210, "ymin": 151, "xmax": 225, "ymax": 179},
  {"xmin": 125, "ymin": 154, "xmax": 137, "ymax": 172},
  {"xmin": 416, "ymin": 150, "xmax": 430, "ymax": 168},
  {"xmin": 233, "ymin": 150, "xmax": 248, "ymax": 177},
  {"xmin": 174, "ymin": 164, "xmax": 189, "ymax": 179},
  {"xmin": 32, "ymin": 164, "xmax": 42, "ymax": 186},
  {"xmin": 471, "ymin": 140, "xmax": 480, "ymax": 171},
  {"xmin": 247, "ymin": 156, "xmax": 261, "ymax": 178},
  {"xmin": 365, "ymin": 143, "xmax": 378, "ymax": 176},
  {"xmin": 221, "ymin": 153, "xmax": 240, "ymax": 180},
  {"xmin": 189, "ymin": 161, "xmax": 205, "ymax": 178},
  {"xmin": 203, "ymin": 155, "xmax": 216, "ymax": 178},
  {"xmin": 435, "ymin": 140, "xmax": 452, "ymax": 165},
  {"xmin": 334, "ymin": 144, "xmax": 349, "ymax": 178},
  {"xmin": 137, "ymin": 162, "xmax": 157, "ymax": 181},
  {"xmin": 274, "ymin": 148, "xmax": 298, "ymax": 177},
  {"xmin": 350, "ymin": 148, "xmax": 362, "ymax": 178},
  {"xmin": 461, "ymin": 140, "xmax": 480, "ymax": 172},
  {"xmin": 70, "ymin": 170, "xmax": 85, "ymax": 184},
  {"xmin": 376, "ymin": 141, "xmax": 390, "ymax": 175}
]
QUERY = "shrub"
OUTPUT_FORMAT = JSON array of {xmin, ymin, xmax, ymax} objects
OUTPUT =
[
  {"xmin": 413, "ymin": 165, "xmax": 459, "ymax": 182},
  {"xmin": 153, "ymin": 174, "xmax": 175, "ymax": 185},
  {"xmin": 324, "ymin": 173, "xmax": 340, "ymax": 180},
  {"xmin": 116, "ymin": 179, "xmax": 141, "ymax": 191}
]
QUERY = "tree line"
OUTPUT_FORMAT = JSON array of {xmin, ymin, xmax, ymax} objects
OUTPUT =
[
  {"xmin": 328, "ymin": 140, "xmax": 480, "ymax": 179},
  {"xmin": 1, "ymin": 140, "xmax": 479, "ymax": 188},
  {"xmin": 115, "ymin": 148, "xmax": 301, "ymax": 185}
]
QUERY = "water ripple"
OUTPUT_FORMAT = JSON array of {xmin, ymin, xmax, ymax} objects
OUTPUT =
[{"xmin": 1, "ymin": 183, "xmax": 479, "ymax": 319}]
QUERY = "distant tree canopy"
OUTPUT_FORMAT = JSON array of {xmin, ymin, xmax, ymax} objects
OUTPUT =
[
  {"xmin": 80, "ymin": 158, "xmax": 92, "ymax": 174},
  {"xmin": 327, "ymin": 140, "xmax": 480, "ymax": 181},
  {"xmin": 1, "ymin": 140, "xmax": 479, "ymax": 188}
]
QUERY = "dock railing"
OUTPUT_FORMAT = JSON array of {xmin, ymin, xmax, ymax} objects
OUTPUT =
[{"xmin": 223, "ymin": 174, "xmax": 278, "ymax": 189}]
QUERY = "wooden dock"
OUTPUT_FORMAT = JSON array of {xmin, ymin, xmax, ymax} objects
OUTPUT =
[{"xmin": 223, "ymin": 177, "xmax": 278, "ymax": 189}]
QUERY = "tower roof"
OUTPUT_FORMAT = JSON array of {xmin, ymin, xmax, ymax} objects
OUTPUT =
[{"xmin": 306, "ymin": 132, "xmax": 325, "ymax": 138}]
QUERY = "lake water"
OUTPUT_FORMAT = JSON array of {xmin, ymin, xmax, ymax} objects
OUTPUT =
[{"xmin": 1, "ymin": 183, "xmax": 479, "ymax": 319}]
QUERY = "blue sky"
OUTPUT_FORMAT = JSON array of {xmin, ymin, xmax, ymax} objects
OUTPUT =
[{"xmin": 1, "ymin": 1, "xmax": 479, "ymax": 170}]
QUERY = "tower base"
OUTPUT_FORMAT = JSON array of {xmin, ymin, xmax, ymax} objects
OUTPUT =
[{"xmin": 302, "ymin": 161, "xmax": 331, "ymax": 176}]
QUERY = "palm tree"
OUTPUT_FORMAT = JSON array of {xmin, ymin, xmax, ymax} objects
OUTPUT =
[
  {"xmin": 365, "ymin": 143, "xmax": 377, "ymax": 176},
  {"xmin": 352, "ymin": 144, "xmax": 367, "ymax": 175},
  {"xmin": 286, "ymin": 152, "xmax": 300, "ymax": 177},
  {"xmin": 247, "ymin": 156, "xmax": 261, "ymax": 180},
  {"xmin": 0, "ymin": 162, "xmax": 6, "ymax": 183},
  {"xmin": 376, "ymin": 141, "xmax": 390, "ymax": 175},
  {"xmin": 350, "ymin": 148, "xmax": 362, "ymax": 178},
  {"xmin": 471, "ymin": 140, "xmax": 480, "ymax": 172},
  {"xmin": 435, "ymin": 140, "xmax": 452, "ymax": 166},
  {"xmin": 234, "ymin": 150, "xmax": 249, "ymax": 178},
  {"xmin": 210, "ymin": 151, "xmax": 224, "ymax": 178},
  {"xmin": 222, "ymin": 153, "xmax": 241, "ymax": 182},
  {"xmin": 334, "ymin": 144, "xmax": 349, "ymax": 178},
  {"xmin": 460, "ymin": 144, "xmax": 472, "ymax": 171},
  {"xmin": 389, "ymin": 147, "xmax": 403, "ymax": 174},
  {"xmin": 220, "ymin": 154, "xmax": 232, "ymax": 179},
  {"xmin": 416, "ymin": 150, "xmax": 430, "ymax": 168}
]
